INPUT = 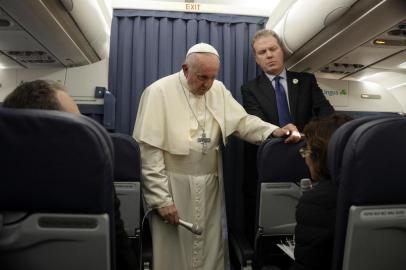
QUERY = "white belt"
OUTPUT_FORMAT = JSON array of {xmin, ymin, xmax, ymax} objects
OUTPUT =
[{"xmin": 164, "ymin": 149, "xmax": 217, "ymax": 175}]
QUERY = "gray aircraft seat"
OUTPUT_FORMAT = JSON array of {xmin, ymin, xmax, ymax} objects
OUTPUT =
[
  {"xmin": 110, "ymin": 133, "xmax": 141, "ymax": 238},
  {"xmin": 230, "ymin": 138, "xmax": 310, "ymax": 269},
  {"xmin": 328, "ymin": 115, "xmax": 406, "ymax": 270},
  {"xmin": 0, "ymin": 108, "xmax": 115, "ymax": 270},
  {"xmin": 256, "ymin": 138, "xmax": 310, "ymax": 237},
  {"xmin": 110, "ymin": 133, "xmax": 152, "ymax": 270},
  {"xmin": 255, "ymin": 138, "xmax": 310, "ymax": 267}
]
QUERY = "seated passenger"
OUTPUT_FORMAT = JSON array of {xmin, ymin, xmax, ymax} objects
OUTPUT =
[
  {"xmin": 291, "ymin": 114, "xmax": 352, "ymax": 270},
  {"xmin": 2, "ymin": 80, "xmax": 138, "ymax": 270}
]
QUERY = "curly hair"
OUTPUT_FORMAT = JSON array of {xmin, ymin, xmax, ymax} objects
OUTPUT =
[{"xmin": 3, "ymin": 80, "xmax": 64, "ymax": 111}]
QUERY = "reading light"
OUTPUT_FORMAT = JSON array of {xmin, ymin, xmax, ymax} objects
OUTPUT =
[
  {"xmin": 361, "ymin": 94, "xmax": 381, "ymax": 99},
  {"xmin": 374, "ymin": 39, "xmax": 386, "ymax": 45}
]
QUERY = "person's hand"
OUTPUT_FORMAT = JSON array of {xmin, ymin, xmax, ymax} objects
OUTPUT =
[
  {"xmin": 271, "ymin": 123, "xmax": 302, "ymax": 143},
  {"xmin": 157, "ymin": 204, "xmax": 179, "ymax": 225}
]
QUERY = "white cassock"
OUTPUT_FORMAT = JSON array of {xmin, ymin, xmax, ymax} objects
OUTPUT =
[{"xmin": 133, "ymin": 71, "xmax": 279, "ymax": 270}]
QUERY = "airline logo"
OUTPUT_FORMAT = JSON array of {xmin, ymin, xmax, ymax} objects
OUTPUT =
[{"xmin": 323, "ymin": 89, "xmax": 348, "ymax": 96}]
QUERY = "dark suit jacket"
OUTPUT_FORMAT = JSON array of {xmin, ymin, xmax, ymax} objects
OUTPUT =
[{"xmin": 241, "ymin": 71, "xmax": 334, "ymax": 131}]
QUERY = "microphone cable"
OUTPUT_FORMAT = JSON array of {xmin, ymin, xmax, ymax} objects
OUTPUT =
[
  {"xmin": 138, "ymin": 208, "xmax": 155, "ymax": 270},
  {"xmin": 137, "ymin": 209, "xmax": 203, "ymax": 269}
]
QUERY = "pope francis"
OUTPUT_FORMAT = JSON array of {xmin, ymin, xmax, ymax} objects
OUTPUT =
[{"xmin": 133, "ymin": 43, "xmax": 300, "ymax": 270}]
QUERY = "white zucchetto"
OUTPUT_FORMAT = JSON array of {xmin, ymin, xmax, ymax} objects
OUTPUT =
[{"xmin": 186, "ymin": 43, "xmax": 219, "ymax": 58}]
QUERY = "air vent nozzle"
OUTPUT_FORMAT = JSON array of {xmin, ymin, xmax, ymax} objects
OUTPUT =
[
  {"xmin": 0, "ymin": 18, "xmax": 11, "ymax": 27},
  {"xmin": 320, "ymin": 63, "xmax": 364, "ymax": 74},
  {"xmin": 6, "ymin": 51, "xmax": 56, "ymax": 64},
  {"xmin": 387, "ymin": 29, "xmax": 406, "ymax": 36}
]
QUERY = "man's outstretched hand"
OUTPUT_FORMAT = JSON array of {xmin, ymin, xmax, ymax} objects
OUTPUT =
[{"xmin": 271, "ymin": 123, "xmax": 302, "ymax": 143}]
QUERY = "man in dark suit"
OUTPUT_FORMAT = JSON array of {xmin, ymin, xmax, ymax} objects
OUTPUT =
[
  {"xmin": 240, "ymin": 29, "xmax": 334, "ymax": 252},
  {"xmin": 241, "ymin": 29, "xmax": 334, "ymax": 131}
]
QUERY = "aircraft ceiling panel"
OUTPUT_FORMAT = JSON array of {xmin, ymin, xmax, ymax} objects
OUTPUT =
[
  {"xmin": 0, "ymin": 53, "xmax": 22, "ymax": 69},
  {"xmin": 0, "ymin": 1, "xmax": 100, "ymax": 68},
  {"xmin": 335, "ymin": 46, "xmax": 402, "ymax": 67},
  {"xmin": 372, "ymin": 50, "xmax": 406, "ymax": 72},
  {"xmin": 0, "ymin": 10, "xmax": 63, "ymax": 69},
  {"xmin": 345, "ymin": 67, "xmax": 406, "ymax": 90},
  {"xmin": 0, "ymin": 30, "xmax": 45, "ymax": 52},
  {"xmin": 0, "ymin": 31, "xmax": 62, "ymax": 69},
  {"xmin": 345, "ymin": 68, "xmax": 383, "ymax": 80},
  {"xmin": 314, "ymin": 71, "xmax": 346, "ymax": 80}
]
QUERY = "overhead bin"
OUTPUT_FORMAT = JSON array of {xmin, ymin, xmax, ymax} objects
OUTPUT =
[
  {"xmin": 60, "ymin": 0, "xmax": 111, "ymax": 60},
  {"xmin": 273, "ymin": 0, "xmax": 357, "ymax": 54},
  {"xmin": 0, "ymin": 0, "xmax": 111, "ymax": 68},
  {"xmin": 278, "ymin": 0, "xmax": 406, "ymax": 73}
]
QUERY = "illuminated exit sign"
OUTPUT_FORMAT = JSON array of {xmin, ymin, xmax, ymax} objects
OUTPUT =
[{"xmin": 185, "ymin": 3, "xmax": 201, "ymax": 11}]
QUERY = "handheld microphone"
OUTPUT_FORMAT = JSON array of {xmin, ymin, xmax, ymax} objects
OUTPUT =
[{"xmin": 178, "ymin": 219, "xmax": 203, "ymax": 235}]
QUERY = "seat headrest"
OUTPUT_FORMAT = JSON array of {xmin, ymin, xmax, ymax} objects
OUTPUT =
[
  {"xmin": 257, "ymin": 138, "xmax": 310, "ymax": 182},
  {"xmin": 331, "ymin": 115, "xmax": 406, "ymax": 270},
  {"xmin": 0, "ymin": 108, "xmax": 114, "ymax": 214},
  {"xmin": 340, "ymin": 116, "xmax": 406, "ymax": 204},
  {"xmin": 110, "ymin": 133, "xmax": 141, "ymax": 181},
  {"xmin": 327, "ymin": 116, "xmax": 386, "ymax": 181}
]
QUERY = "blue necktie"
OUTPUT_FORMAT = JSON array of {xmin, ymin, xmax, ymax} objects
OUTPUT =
[{"xmin": 274, "ymin": 76, "xmax": 292, "ymax": 126}]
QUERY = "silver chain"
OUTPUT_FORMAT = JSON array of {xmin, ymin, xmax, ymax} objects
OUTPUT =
[{"xmin": 178, "ymin": 72, "xmax": 207, "ymax": 133}]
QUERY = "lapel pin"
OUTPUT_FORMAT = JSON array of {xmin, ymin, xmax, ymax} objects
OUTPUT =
[{"xmin": 293, "ymin": 78, "xmax": 299, "ymax": 84}]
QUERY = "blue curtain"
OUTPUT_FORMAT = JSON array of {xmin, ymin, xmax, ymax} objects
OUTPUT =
[{"xmin": 108, "ymin": 9, "xmax": 266, "ymax": 230}]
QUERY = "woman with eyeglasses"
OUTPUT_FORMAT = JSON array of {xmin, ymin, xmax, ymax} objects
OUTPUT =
[{"xmin": 290, "ymin": 114, "xmax": 352, "ymax": 270}]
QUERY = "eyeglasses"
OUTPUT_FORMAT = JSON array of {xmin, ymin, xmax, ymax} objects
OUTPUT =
[{"xmin": 299, "ymin": 147, "xmax": 312, "ymax": 158}]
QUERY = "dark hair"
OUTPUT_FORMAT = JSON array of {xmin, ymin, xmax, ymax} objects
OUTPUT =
[
  {"xmin": 303, "ymin": 114, "xmax": 353, "ymax": 180},
  {"xmin": 3, "ymin": 80, "xmax": 63, "ymax": 110}
]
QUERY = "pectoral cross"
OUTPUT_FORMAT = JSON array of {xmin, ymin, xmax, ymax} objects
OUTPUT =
[{"xmin": 197, "ymin": 131, "xmax": 211, "ymax": 154}]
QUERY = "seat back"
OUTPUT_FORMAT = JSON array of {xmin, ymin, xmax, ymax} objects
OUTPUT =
[
  {"xmin": 330, "ymin": 115, "xmax": 406, "ymax": 270},
  {"xmin": 110, "ymin": 133, "xmax": 141, "ymax": 237},
  {"xmin": 257, "ymin": 138, "xmax": 310, "ymax": 235},
  {"xmin": 0, "ymin": 108, "xmax": 114, "ymax": 270},
  {"xmin": 327, "ymin": 115, "xmax": 385, "ymax": 180}
]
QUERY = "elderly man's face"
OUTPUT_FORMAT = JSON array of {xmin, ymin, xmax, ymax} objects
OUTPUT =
[
  {"xmin": 182, "ymin": 54, "xmax": 220, "ymax": 96},
  {"xmin": 253, "ymin": 35, "xmax": 285, "ymax": 76}
]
